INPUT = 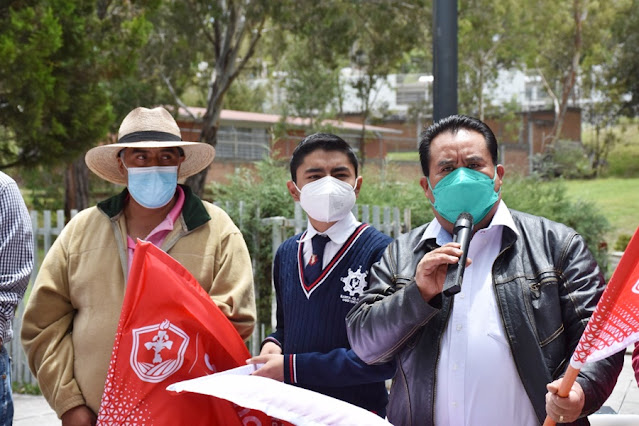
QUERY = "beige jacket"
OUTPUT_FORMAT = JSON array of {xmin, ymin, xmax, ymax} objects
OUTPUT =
[{"xmin": 21, "ymin": 187, "xmax": 256, "ymax": 417}]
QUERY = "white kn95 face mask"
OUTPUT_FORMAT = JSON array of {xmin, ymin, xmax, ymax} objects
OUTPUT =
[{"xmin": 296, "ymin": 176, "xmax": 356, "ymax": 223}]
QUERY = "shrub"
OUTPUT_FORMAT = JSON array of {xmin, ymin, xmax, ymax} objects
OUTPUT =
[
  {"xmin": 503, "ymin": 175, "xmax": 610, "ymax": 275},
  {"xmin": 614, "ymin": 234, "xmax": 632, "ymax": 252},
  {"xmin": 207, "ymin": 158, "xmax": 292, "ymax": 327},
  {"xmin": 532, "ymin": 140, "xmax": 594, "ymax": 180},
  {"xmin": 357, "ymin": 176, "xmax": 434, "ymax": 228},
  {"xmin": 13, "ymin": 382, "xmax": 41, "ymax": 395},
  {"xmin": 19, "ymin": 166, "xmax": 66, "ymax": 210}
]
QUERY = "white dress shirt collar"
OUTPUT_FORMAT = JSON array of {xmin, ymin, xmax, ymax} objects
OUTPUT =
[{"xmin": 299, "ymin": 212, "xmax": 361, "ymax": 245}]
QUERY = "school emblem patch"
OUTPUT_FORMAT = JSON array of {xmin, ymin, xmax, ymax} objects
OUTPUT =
[
  {"xmin": 340, "ymin": 266, "xmax": 368, "ymax": 304},
  {"xmin": 130, "ymin": 319, "xmax": 190, "ymax": 383}
]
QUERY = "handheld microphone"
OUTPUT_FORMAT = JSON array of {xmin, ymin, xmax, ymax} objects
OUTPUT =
[{"xmin": 443, "ymin": 212, "xmax": 474, "ymax": 297}]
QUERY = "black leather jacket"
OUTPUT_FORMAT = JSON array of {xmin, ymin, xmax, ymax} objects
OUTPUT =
[{"xmin": 346, "ymin": 209, "xmax": 623, "ymax": 425}]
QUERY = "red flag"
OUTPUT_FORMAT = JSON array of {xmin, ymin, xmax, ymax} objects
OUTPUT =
[
  {"xmin": 571, "ymin": 226, "xmax": 639, "ymax": 368},
  {"xmin": 96, "ymin": 241, "xmax": 282, "ymax": 425}
]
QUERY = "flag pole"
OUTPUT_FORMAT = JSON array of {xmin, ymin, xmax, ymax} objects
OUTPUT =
[
  {"xmin": 544, "ymin": 226, "xmax": 639, "ymax": 425},
  {"xmin": 542, "ymin": 365, "xmax": 581, "ymax": 426}
]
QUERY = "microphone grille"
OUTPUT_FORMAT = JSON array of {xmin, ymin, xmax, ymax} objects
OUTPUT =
[{"xmin": 457, "ymin": 212, "xmax": 473, "ymax": 222}]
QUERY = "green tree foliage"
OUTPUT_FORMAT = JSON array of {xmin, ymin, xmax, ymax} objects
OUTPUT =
[
  {"xmin": 263, "ymin": 1, "xmax": 429, "ymax": 164},
  {"xmin": 598, "ymin": 0, "xmax": 638, "ymax": 117},
  {"xmin": 222, "ymin": 77, "xmax": 268, "ymax": 113},
  {"xmin": 457, "ymin": 0, "xmax": 536, "ymax": 119},
  {"xmin": 345, "ymin": 0, "xmax": 429, "ymax": 165},
  {"xmin": 581, "ymin": 31, "xmax": 625, "ymax": 178},
  {"xmin": 263, "ymin": 2, "xmax": 353, "ymax": 129},
  {"xmin": 208, "ymin": 159, "xmax": 292, "ymax": 325},
  {"xmin": 0, "ymin": 1, "xmax": 153, "ymax": 169},
  {"xmin": 529, "ymin": 1, "xmax": 625, "ymax": 174},
  {"xmin": 1, "ymin": 1, "xmax": 156, "ymax": 215},
  {"xmin": 0, "ymin": 4, "xmax": 62, "ymax": 164},
  {"xmin": 158, "ymin": 0, "xmax": 432, "ymax": 191},
  {"xmin": 278, "ymin": 39, "xmax": 342, "ymax": 126},
  {"xmin": 357, "ymin": 169, "xmax": 434, "ymax": 228},
  {"xmin": 114, "ymin": 0, "xmax": 206, "ymax": 121},
  {"xmin": 165, "ymin": 0, "xmax": 280, "ymax": 195},
  {"xmin": 527, "ymin": 0, "xmax": 617, "ymax": 143}
]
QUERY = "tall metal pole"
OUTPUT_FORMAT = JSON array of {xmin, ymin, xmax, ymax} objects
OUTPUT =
[{"xmin": 433, "ymin": 0, "xmax": 458, "ymax": 121}]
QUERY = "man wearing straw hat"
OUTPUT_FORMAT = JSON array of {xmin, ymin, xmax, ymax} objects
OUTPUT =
[{"xmin": 21, "ymin": 107, "xmax": 256, "ymax": 425}]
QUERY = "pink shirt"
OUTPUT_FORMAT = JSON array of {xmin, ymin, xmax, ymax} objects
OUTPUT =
[{"xmin": 126, "ymin": 186, "xmax": 185, "ymax": 273}]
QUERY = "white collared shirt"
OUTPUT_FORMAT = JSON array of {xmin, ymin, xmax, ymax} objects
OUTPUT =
[
  {"xmin": 421, "ymin": 201, "xmax": 538, "ymax": 426},
  {"xmin": 298, "ymin": 212, "xmax": 361, "ymax": 268}
]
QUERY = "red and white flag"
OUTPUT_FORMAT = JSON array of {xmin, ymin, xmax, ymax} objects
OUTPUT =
[
  {"xmin": 168, "ymin": 371, "xmax": 390, "ymax": 425},
  {"xmin": 571, "ymin": 227, "xmax": 639, "ymax": 368},
  {"xmin": 96, "ymin": 241, "xmax": 285, "ymax": 425}
]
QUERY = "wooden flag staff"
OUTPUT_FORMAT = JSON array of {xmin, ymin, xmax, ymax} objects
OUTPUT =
[{"xmin": 543, "ymin": 365, "xmax": 580, "ymax": 426}]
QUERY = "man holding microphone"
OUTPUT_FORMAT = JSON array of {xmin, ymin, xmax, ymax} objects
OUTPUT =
[{"xmin": 346, "ymin": 114, "xmax": 623, "ymax": 425}]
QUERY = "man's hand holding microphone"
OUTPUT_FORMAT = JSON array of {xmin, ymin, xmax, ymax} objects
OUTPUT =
[{"xmin": 415, "ymin": 213, "xmax": 474, "ymax": 303}]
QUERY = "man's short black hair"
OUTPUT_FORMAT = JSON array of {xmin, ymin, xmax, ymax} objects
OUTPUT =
[
  {"xmin": 418, "ymin": 115, "xmax": 498, "ymax": 177},
  {"xmin": 289, "ymin": 133, "xmax": 358, "ymax": 183}
]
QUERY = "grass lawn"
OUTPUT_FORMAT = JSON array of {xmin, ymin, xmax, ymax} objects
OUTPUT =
[
  {"xmin": 583, "ymin": 119, "xmax": 639, "ymax": 178},
  {"xmin": 562, "ymin": 177, "xmax": 639, "ymax": 249}
]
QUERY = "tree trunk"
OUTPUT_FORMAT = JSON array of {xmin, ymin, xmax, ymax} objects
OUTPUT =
[
  {"xmin": 186, "ymin": 99, "xmax": 221, "ymax": 198},
  {"xmin": 550, "ymin": 0, "xmax": 586, "ymax": 143},
  {"xmin": 593, "ymin": 124, "xmax": 601, "ymax": 177},
  {"xmin": 358, "ymin": 74, "xmax": 374, "ymax": 168},
  {"xmin": 185, "ymin": 167, "xmax": 210, "ymax": 199},
  {"xmin": 359, "ymin": 112, "xmax": 368, "ymax": 168},
  {"xmin": 478, "ymin": 65, "xmax": 485, "ymax": 121},
  {"xmin": 64, "ymin": 155, "xmax": 90, "ymax": 220},
  {"xmin": 180, "ymin": 2, "xmax": 265, "ymax": 198}
]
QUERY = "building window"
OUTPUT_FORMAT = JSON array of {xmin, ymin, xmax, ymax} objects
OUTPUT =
[
  {"xmin": 216, "ymin": 127, "xmax": 270, "ymax": 160},
  {"xmin": 396, "ymin": 86, "xmax": 428, "ymax": 106}
]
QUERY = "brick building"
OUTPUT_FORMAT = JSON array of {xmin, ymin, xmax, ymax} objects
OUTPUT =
[
  {"xmin": 487, "ymin": 107, "xmax": 582, "ymax": 175},
  {"xmin": 345, "ymin": 107, "xmax": 583, "ymax": 176},
  {"xmin": 174, "ymin": 106, "xmax": 582, "ymax": 182},
  {"xmin": 175, "ymin": 107, "xmax": 401, "ymax": 183}
]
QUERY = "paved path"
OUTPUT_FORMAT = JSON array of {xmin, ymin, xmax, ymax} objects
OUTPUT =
[
  {"xmin": 13, "ymin": 393, "xmax": 58, "ymax": 425},
  {"xmin": 13, "ymin": 352, "xmax": 639, "ymax": 425},
  {"xmin": 600, "ymin": 350, "xmax": 639, "ymax": 415}
]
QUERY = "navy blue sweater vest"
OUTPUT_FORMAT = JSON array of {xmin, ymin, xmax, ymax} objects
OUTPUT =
[{"xmin": 266, "ymin": 224, "xmax": 395, "ymax": 415}]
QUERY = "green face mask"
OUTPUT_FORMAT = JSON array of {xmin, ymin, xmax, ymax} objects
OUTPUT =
[{"xmin": 427, "ymin": 167, "xmax": 500, "ymax": 224}]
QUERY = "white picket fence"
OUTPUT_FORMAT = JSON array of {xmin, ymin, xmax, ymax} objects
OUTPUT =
[
  {"xmin": 8, "ymin": 203, "xmax": 411, "ymax": 387},
  {"xmin": 9, "ymin": 209, "xmax": 78, "ymax": 385}
]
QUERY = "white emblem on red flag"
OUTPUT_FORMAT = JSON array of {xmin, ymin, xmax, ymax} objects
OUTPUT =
[{"xmin": 130, "ymin": 319, "xmax": 189, "ymax": 383}]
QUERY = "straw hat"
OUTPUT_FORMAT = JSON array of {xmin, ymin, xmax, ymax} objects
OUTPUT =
[{"xmin": 85, "ymin": 107, "xmax": 215, "ymax": 185}]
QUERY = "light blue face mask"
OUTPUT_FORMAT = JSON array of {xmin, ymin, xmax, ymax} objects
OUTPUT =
[
  {"xmin": 427, "ymin": 167, "xmax": 500, "ymax": 224},
  {"xmin": 126, "ymin": 166, "xmax": 178, "ymax": 209}
]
